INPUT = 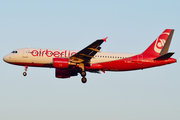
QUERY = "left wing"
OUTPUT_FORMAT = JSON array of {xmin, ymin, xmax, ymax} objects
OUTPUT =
[{"xmin": 69, "ymin": 37, "xmax": 107, "ymax": 64}]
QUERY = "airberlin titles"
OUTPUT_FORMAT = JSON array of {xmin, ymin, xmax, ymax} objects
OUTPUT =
[{"xmin": 31, "ymin": 49, "xmax": 76, "ymax": 58}]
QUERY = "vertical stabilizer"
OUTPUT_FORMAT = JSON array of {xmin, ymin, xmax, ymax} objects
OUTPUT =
[
  {"xmin": 159, "ymin": 30, "xmax": 174, "ymax": 55},
  {"xmin": 142, "ymin": 29, "xmax": 174, "ymax": 56}
]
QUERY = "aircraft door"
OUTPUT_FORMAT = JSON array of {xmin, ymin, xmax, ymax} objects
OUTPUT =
[
  {"xmin": 137, "ymin": 55, "xmax": 143, "ymax": 64},
  {"xmin": 23, "ymin": 49, "xmax": 29, "ymax": 58}
]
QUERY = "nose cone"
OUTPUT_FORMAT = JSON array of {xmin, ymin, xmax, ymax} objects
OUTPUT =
[
  {"xmin": 3, "ymin": 56, "xmax": 8, "ymax": 62},
  {"xmin": 3, "ymin": 55, "xmax": 11, "ymax": 63}
]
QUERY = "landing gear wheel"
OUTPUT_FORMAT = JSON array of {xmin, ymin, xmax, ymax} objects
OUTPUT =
[
  {"xmin": 81, "ymin": 71, "xmax": 86, "ymax": 76},
  {"xmin": 23, "ymin": 72, "xmax": 27, "ymax": 76},
  {"xmin": 81, "ymin": 77, "xmax": 87, "ymax": 83},
  {"xmin": 23, "ymin": 66, "xmax": 28, "ymax": 76}
]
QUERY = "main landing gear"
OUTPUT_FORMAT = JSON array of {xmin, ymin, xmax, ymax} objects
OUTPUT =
[
  {"xmin": 23, "ymin": 65, "xmax": 28, "ymax": 76},
  {"xmin": 81, "ymin": 71, "xmax": 87, "ymax": 83},
  {"xmin": 79, "ymin": 63, "xmax": 87, "ymax": 83}
]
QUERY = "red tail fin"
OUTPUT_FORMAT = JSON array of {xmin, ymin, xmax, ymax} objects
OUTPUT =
[{"xmin": 142, "ymin": 29, "xmax": 174, "ymax": 56}]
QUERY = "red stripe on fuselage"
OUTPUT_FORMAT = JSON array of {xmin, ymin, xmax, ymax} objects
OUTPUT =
[
  {"xmin": 99, "ymin": 56, "xmax": 176, "ymax": 71},
  {"xmin": 8, "ymin": 56, "xmax": 176, "ymax": 71}
]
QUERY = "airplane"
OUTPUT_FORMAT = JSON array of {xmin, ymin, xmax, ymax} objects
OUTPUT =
[{"xmin": 3, "ymin": 29, "xmax": 177, "ymax": 83}]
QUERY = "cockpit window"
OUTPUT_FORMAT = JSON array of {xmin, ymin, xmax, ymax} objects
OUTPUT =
[{"xmin": 12, "ymin": 51, "xmax": 18, "ymax": 53}]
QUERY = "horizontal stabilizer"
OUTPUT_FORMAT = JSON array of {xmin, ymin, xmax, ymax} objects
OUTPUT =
[{"xmin": 154, "ymin": 52, "xmax": 174, "ymax": 60}]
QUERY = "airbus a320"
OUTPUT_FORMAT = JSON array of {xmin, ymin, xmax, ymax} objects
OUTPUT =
[{"xmin": 3, "ymin": 29, "xmax": 177, "ymax": 83}]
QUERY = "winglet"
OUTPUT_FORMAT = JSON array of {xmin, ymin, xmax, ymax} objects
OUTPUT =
[{"xmin": 102, "ymin": 37, "xmax": 108, "ymax": 42}]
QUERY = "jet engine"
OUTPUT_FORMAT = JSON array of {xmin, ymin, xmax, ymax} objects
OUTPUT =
[
  {"xmin": 53, "ymin": 58, "xmax": 71, "ymax": 68},
  {"xmin": 55, "ymin": 68, "xmax": 78, "ymax": 78}
]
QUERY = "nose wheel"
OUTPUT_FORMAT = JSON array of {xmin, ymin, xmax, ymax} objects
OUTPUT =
[
  {"xmin": 23, "ymin": 72, "xmax": 27, "ymax": 76},
  {"xmin": 23, "ymin": 65, "xmax": 28, "ymax": 76}
]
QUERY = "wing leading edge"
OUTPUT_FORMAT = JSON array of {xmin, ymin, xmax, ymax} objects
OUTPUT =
[{"xmin": 70, "ymin": 37, "xmax": 107, "ymax": 64}]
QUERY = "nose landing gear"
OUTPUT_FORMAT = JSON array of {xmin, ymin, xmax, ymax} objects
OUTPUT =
[{"xmin": 23, "ymin": 65, "xmax": 28, "ymax": 76}]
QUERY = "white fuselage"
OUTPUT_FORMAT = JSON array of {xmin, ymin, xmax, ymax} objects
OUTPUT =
[{"xmin": 4, "ymin": 48, "xmax": 136, "ymax": 66}]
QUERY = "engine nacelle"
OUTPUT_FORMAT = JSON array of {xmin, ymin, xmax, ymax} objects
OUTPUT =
[
  {"xmin": 53, "ymin": 58, "xmax": 70, "ymax": 68},
  {"xmin": 55, "ymin": 68, "xmax": 78, "ymax": 78}
]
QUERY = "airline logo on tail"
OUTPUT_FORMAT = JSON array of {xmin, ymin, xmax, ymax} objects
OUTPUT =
[
  {"xmin": 154, "ymin": 32, "xmax": 170, "ymax": 53},
  {"xmin": 154, "ymin": 38, "xmax": 166, "ymax": 53}
]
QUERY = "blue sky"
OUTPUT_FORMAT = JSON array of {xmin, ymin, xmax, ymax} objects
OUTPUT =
[{"xmin": 0, "ymin": 0, "xmax": 180, "ymax": 120}]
